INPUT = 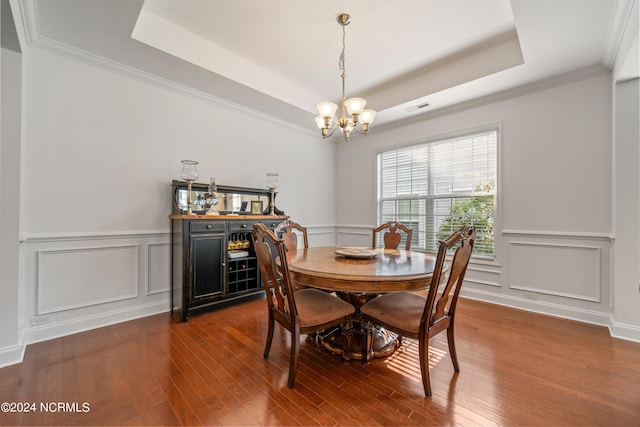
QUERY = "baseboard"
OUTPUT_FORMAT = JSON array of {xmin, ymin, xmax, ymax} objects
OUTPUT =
[
  {"xmin": 0, "ymin": 344, "xmax": 26, "ymax": 369},
  {"xmin": 23, "ymin": 301, "xmax": 170, "ymax": 346},
  {"xmin": 609, "ymin": 318, "xmax": 640, "ymax": 343},
  {"xmin": 461, "ymin": 287, "xmax": 611, "ymax": 327}
]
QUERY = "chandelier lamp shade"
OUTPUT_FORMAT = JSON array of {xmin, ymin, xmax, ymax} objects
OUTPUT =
[{"xmin": 315, "ymin": 13, "xmax": 376, "ymax": 142}]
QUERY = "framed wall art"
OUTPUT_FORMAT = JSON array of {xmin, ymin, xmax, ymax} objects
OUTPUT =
[{"xmin": 250, "ymin": 200, "xmax": 263, "ymax": 215}]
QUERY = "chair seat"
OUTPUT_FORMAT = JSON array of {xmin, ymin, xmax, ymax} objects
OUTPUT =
[
  {"xmin": 360, "ymin": 292, "xmax": 425, "ymax": 334},
  {"xmin": 295, "ymin": 288, "xmax": 355, "ymax": 328}
]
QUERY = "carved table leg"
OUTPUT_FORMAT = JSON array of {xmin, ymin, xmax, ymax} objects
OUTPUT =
[
  {"xmin": 361, "ymin": 319, "xmax": 374, "ymax": 364},
  {"xmin": 342, "ymin": 319, "xmax": 355, "ymax": 362}
]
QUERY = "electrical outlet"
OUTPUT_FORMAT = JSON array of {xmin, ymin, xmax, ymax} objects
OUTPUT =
[
  {"xmin": 30, "ymin": 316, "xmax": 50, "ymax": 327},
  {"xmin": 523, "ymin": 291, "xmax": 537, "ymax": 300}
]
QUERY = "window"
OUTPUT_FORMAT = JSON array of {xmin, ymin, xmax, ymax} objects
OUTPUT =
[{"xmin": 376, "ymin": 128, "xmax": 497, "ymax": 258}]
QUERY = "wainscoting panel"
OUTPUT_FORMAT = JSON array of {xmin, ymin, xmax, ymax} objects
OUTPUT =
[
  {"xmin": 335, "ymin": 225, "xmax": 613, "ymax": 328},
  {"xmin": 307, "ymin": 226, "xmax": 336, "ymax": 247},
  {"xmin": 37, "ymin": 244, "xmax": 139, "ymax": 315},
  {"xmin": 148, "ymin": 242, "xmax": 170, "ymax": 295},
  {"xmin": 14, "ymin": 226, "xmax": 619, "ymax": 366},
  {"xmin": 508, "ymin": 241, "xmax": 600, "ymax": 301},
  {"xmin": 465, "ymin": 265, "xmax": 502, "ymax": 288},
  {"xmin": 336, "ymin": 226, "xmax": 371, "ymax": 247},
  {"xmin": 21, "ymin": 232, "xmax": 171, "ymax": 350}
]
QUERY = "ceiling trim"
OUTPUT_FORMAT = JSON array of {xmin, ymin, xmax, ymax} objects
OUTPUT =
[{"xmin": 603, "ymin": 0, "xmax": 638, "ymax": 68}]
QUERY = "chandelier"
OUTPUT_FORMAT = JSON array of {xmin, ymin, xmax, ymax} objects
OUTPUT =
[{"xmin": 315, "ymin": 13, "xmax": 376, "ymax": 142}]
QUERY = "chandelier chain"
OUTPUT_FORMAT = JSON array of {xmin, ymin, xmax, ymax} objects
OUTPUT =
[{"xmin": 339, "ymin": 24, "xmax": 346, "ymax": 74}]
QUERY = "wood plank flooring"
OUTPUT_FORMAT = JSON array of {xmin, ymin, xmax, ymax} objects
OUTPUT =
[{"xmin": 1, "ymin": 296, "xmax": 639, "ymax": 426}]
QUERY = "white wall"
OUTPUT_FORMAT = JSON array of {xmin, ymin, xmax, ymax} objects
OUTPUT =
[
  {"xmin": 612, "ymin": 77, "xmax": 640, "ymax": 340},
  {"xmin": 17, "ymin": 47, "xmax": 336, "ymax": 353},
  {"xmin": 0, "ymin": 47, "xmax": 22, "ymax": 365},
  {"xmin": 335, "ymin": 73, "xmax": 618, "ymax": 329},
  {"xmin": 610, "ymin": 0, "xmax": 640, "ymax": 341}
]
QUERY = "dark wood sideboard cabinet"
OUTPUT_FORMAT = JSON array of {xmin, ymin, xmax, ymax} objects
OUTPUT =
[{"xmin": 170, "ymin": 181, "xmax": 287, "ymax": 322}]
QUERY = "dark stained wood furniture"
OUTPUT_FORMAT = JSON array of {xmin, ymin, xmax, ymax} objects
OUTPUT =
[
  {"xmin": 170, "ymin": 215, "xmax": 287, "ymax": 322},
  {"xmin": 360, "ymin": 225, "xmax": 476, "ymax": 397},
  {"xmin": 252, "ymin": 223, "xmax": 356, "ymax": 388},
  {"xmin": 286, "ymin": 247, "xmax": 439, "ymax": 293},
  {"xmin": 275, "ymin": 219, "xmax": 309, "ymax": 251},
  {"xmin": 372, "ymin": 221, "xmax": 413, "ymax": 250},
  {"xmin": 169, "ymin": 180, "xmax": 290, "ymax": 322}
]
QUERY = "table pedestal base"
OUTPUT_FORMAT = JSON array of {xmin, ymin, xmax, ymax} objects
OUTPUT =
[{"xmin": 316, "ymin": 319, "xmax": 402, "ymax": 362}]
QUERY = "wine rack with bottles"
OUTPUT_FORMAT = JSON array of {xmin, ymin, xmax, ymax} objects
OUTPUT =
[{"xmin": 226, "ymin": 228, "xmax": 258, "ymax": 295}]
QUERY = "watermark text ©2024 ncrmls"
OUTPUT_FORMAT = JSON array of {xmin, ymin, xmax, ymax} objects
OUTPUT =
[{"xmin": 1, "ymin": 401, "xmax": 90, "ymax": 413}]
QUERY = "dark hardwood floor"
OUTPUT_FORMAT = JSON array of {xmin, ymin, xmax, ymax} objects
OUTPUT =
[{"xmin": 1, "ymin": 296, "xmax": 639, "ymax": 426}]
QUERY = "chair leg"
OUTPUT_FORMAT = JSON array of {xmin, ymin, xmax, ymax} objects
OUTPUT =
[
  {"xmin": 263, "ymin": 311, "xmax": 275, "ymax": 359},
  {"xmin": 447, "ymin": 323, "xmax": 460, "ymax": 372},
  {"xmin": 288, "ymin": 327, "xmax": 301, "ymax": 388},
  {"xmin": 419, "ymin": 337, "xmax": 432, "ymax": 397}
]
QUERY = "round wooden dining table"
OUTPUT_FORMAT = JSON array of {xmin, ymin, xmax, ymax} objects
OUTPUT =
[
  {"xmin": 285, "ymin": 246, "xmax": 445, "ymax": 361},
  {"xmin": 286, "ymin": 246, "xmax": 441, "ymax": 293}
]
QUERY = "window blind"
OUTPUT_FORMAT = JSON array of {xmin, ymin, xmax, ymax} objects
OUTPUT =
[{"xmin": 376, "ymin": 129, "xmax": 497, "ymax": 257}]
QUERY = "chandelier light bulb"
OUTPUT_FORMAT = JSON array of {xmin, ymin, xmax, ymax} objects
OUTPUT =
[
  {"xmin": 317, "ymin": 102, "xmax": 338, "ymax": 118},
  {"xmin": 345, "ymin": 98, "xmax": 366, "ymax": 116},
  {"xmin": 360, "ymin": 109, "xmax": 376, "ymax": 125}
]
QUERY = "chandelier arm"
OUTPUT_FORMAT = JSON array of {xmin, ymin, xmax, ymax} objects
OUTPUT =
[
  {"xmin": 352, "ymin": 126, "xmax": 367, "ymax": 135},
  {"xmin": 324, "ymin": 124, "xmax": 338, "ymax": 139}
]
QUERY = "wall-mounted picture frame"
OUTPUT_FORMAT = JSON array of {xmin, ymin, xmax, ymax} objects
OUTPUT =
[{"xmin": 251, "ymin": 200, "xmax": 263, "ymax": 215}]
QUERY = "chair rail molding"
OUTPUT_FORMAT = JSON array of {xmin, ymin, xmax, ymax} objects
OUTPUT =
[{"xmin": 501, "ymin": 229, "xmax": 613, "ymax": 240}]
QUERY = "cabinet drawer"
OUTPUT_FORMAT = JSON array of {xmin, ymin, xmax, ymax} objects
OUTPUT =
[
  {"xmin": 228, "ymin": 221, "xmax": 253, "ymax": 232},
  {"xmin": 190, "ymin": 221, "xmax": 225, "ymax": 233},
  {"xmin": 259, "ymin": 219, "xmax": 285, "ymax": 230}
]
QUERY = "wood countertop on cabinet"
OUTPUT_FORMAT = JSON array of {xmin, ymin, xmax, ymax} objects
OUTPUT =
[{"xmin": 169, "ymin": 214, "xmax": 289, "ymax": 220}]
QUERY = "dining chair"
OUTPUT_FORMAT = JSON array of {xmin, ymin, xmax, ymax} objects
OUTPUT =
[
  {"xmin": 360, "ymin": 225, "xmax": 476, "ymax": 397},
  {"xmin": 252, "ymin": 223, "xmax": 356, "ymax": 388},
  {"xmin": 360, "ymin": 221, "xmax": 414, "ymax": 302},
  {"xmin": 276, "ymin": 219, "xmax": 309, "ymax": 252},
  {"xmin": 372, "ymin": 221, "xmax": 413, "ymax": 250}
]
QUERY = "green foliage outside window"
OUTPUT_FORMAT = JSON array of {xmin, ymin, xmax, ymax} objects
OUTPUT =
[{"xmin": 436, "ymin": 182, "xmax": 495, "ymax": 256}]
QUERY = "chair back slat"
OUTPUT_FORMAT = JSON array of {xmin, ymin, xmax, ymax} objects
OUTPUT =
[
  {"xmin": 372, "ymin": 221, "xmax": 413, "ymax": 250},
  {"xmin": 275, "ymin": 219, "xmax": 309, "ymax": 252},
  {"xmin": 423, "ymin": 226, "xmax": 476, "ymax": 330},
  {"xmin": 253, "ymin": 223, "xmax": 297, "ymax": 323}
]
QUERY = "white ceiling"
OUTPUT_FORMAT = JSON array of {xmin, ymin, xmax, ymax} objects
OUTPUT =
[{"xmin": 13, "ymin": 0, "xmax": 636, "ymax": 135}]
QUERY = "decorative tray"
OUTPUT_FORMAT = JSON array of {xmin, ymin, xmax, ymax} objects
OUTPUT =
[{"xmin": 335, "ymin": 247, "xmax": 379, "ymax": 259}]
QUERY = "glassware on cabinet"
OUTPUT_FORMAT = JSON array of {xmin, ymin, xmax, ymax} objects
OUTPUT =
[
  {"xmin": 180, "ymin": 160, "xmax": 199, "ymax": 215},
  {"xmin": 206, "ymin": 177, "xmax": 220, "ymax": 216},
  {"xmin": 266, "ymin": 173, "xmax": 279, "ymax": 215}
]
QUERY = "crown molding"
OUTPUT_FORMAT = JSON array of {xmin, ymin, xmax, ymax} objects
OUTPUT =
[{"xmin": 602, "ymin": 0, "xmax": 638, "ymax": 68}]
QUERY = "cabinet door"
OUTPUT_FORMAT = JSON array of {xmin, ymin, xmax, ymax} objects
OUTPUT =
[{"xmin": 190, "ymin": 233, "xmax": 225, "ymax": 302}]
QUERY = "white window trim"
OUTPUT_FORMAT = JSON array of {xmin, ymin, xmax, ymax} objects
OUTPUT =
[{"xmin": 375, "ymin": 122, "xmax": 503, "ymax": 265}]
